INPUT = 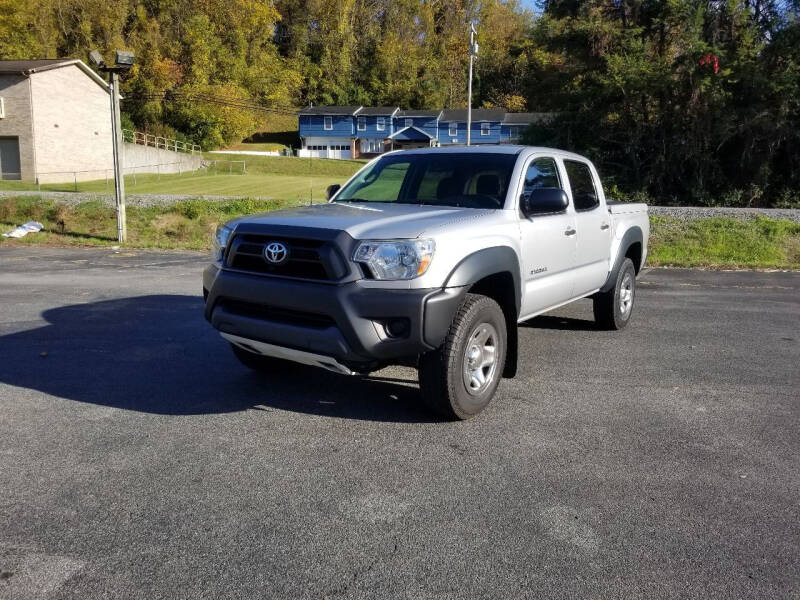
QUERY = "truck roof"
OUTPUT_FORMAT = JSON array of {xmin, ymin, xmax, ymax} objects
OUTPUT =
[{"xmin": 392, "ymin": 145, "xmax": 592, "ymax": 162}]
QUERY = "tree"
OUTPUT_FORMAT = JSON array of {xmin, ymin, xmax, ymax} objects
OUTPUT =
[{"xmin": 522, "ymin": 0, "xmax": 800, "ymax": 205}]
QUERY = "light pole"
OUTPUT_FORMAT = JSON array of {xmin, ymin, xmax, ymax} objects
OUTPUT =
[
  {"xmin": 89, "ymin": 50, "xmax": 134, "ymax": 243},
  {"xmin": 466, "ymin": 23, "xmax": 478, "ymax": 147}
]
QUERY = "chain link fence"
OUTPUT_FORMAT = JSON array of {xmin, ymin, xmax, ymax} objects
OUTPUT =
[{"xmin": 0, "ymin": 160, "xmax": 246, "ymax": 193}]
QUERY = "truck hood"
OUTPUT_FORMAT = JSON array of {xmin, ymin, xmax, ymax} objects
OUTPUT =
[{"xmin": 229, "ymin": 202, "xmax": 497, "ymax": 240}]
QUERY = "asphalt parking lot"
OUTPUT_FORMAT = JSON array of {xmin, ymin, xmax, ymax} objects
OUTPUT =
[{"xmin": 0, "ymin": 247, "xmax": 798, "ymax": 599}]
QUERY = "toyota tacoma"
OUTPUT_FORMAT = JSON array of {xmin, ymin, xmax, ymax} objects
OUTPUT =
[{"xmin": 203, "ymin": 146, "xmax": 649, "ymax": 419}]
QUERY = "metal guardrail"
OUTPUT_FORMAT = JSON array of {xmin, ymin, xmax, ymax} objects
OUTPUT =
[{"xmin": 122, "ymin": 129, "xmax": 201, "ymax": 155}]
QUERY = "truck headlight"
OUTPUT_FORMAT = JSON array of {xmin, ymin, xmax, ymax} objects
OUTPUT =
[
  {"xmin": 211, "ymin": 224, "xmax": 233, "ymax": 261},
  {"xmin": 354, "ymin": 239, "xmax": 435, "ymax": 280}
]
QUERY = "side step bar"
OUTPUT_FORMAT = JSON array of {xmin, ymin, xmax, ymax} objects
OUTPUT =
[{"xmin": 221, "ymin": 332, "xmax": 356, "ymax": 376}]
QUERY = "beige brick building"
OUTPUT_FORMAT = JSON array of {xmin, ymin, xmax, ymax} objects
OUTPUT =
[{"xmin": 0, "ymin": 59, "xmax": 113, "ymax": 183}]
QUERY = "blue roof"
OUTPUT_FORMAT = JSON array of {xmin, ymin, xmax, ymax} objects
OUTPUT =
[{"xmin": 389, "ymin": 126, "xmax": 434, "ymax": 141}]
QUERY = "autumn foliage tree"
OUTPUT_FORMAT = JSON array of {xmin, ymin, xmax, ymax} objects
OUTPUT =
[{"xmin": 0, "ymin": 0, "xmax": 797, "ymax": 205}]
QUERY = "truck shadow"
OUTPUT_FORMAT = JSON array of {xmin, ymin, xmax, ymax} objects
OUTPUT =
[
  {"xmin": 0, "ymin": 295, "xmax": 432, "ymax": 423},
  {"xmin": 521, "ymin": 314, "xmax": 599, "ymax": 331}
]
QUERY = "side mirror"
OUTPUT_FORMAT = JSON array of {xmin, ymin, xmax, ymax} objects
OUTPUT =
[
  {"xmin": 326, "ymin": 184, "xmax": 340, "ymax": 200},
  {"xmin": 521, "ymin": 187, "xmax": 569, "ymax": 217}
]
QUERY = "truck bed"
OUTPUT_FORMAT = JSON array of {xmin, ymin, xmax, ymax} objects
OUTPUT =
[
  {"xmin": 607, "ymin": 202, "xmax": 649, "ymax": 270},
  {"xmin": 607, "ymin": 202, "xmax": 648, "ymax": 215}
]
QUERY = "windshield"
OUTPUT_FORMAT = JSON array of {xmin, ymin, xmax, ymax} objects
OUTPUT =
[{"xmin": 334, "ymin": 152, "xmax": 517, "ymax": 209}]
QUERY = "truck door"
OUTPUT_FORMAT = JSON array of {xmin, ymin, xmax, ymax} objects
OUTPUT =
[
  {"xmin": 563, "ymin": 159, "xmax": 611, "ymax": 295},
  {"xmin": 518, "ymin": 156, "xmax": 577, "ymax": 318}
]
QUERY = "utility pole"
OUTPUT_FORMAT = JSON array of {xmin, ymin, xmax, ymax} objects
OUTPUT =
[
  {"xmin": 466, "ymin": 22, "xmax": 478, "ymax": 147},
  {"xmin": 89, "ymin": 49, "xmax": 134, "ymax": 243},
  {"xmin": 109, "ymin": 72, "xmax": 126, "ymax": 242}
]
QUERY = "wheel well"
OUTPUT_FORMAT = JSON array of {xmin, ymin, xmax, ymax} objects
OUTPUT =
[
  {"xmin": 468, "ymin": 272, "xmax": 518, "ymax": 378},
  {"xmin": 626, "ymin": 242, "xmax": 642, "ymax": 273}
]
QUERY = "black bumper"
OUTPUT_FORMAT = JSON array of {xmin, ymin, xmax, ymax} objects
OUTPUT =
[{"xmin": 204, "ymin": 264, "xmax": 465, "ymax": 370}]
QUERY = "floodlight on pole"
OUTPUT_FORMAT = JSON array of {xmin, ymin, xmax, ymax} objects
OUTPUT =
[
  {"xmin": 466, "ymin": 22, "xmax": 478, "ymax": 147},
  {"xmin": 88, "ymin": 50, "xmax": 105, "ymax": 68},
  {"xmin": 115, "ymin": 51, "xmax": 135, "ymax": 68},
  {"xmin": 90, "ymin": 49, "xmax": 134, "ymax": 243}
]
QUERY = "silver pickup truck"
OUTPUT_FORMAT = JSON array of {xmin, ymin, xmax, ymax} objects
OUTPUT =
[{"xmin": 204, "ymin": 146, "xmax": 649, "ymax": 419}]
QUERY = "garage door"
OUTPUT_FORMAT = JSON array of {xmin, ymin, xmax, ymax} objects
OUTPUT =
[
  {"xmin": 0, "ymin": 137, "xmax": 21, "ymax": 180},
  {"xmin": 329, "ymin": 145, "xmax": 351, "ymax": 159},
  {"xmin": 304, "ymin": 145, "xmax": 326, "ymax": 158}
]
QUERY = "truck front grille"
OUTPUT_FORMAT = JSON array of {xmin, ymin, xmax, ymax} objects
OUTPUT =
[
  {"xmin": 219, "ymin": 299, "xmax": 335, "ymax": 329},
  {"xmin": 226, "ymin": 234, "xmax": 337, "ymax": 281}
]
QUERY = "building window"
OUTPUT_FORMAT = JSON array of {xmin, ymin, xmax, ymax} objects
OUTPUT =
[
  {"xmin": 376, "ymin": 117, "xmax": 385, "ymax": 131},
  {"xmin": 510, "ymin": 126, "xmax": 520, "ymax": 139},
  {"xmin": 405, "ymin": 118, "xmax": 413, "ymax": 128},
  {"xmin": 360, "ymin": 139, "xmax": 383, "ymax": 153},
  {"xmin": 323, "ymin": 116, "xmax": 333, "ymax": 130},
  {"xmin": 481, "ymin": 122, "xmax": 490, "ymax": 136},
  {"xmin": 448, "ymin": 122, "xmax": 457, "ymax": 136},
  {"xmin": 357, "ymin": 116, "xmax": 366, "ymax": 131}
]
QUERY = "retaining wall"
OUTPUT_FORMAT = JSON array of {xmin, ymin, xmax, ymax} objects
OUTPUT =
[{"xmin": 121, "ymin": 143, "xmax": 203, "ymax": 175}]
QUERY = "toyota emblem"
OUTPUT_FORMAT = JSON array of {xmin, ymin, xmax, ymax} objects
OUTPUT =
[{"xmin": 264, "ymin": 241, "xmax": 289, "ymax": 265}]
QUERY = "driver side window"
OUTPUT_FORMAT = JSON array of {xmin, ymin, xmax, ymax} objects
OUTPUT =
[{"xmin": 524, "ymin": 157, "xmax": 561, "ymax": 194}]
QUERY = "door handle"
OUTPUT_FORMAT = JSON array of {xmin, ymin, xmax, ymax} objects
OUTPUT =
[
  {"xmin": 564, "ymin": 228, "xmax": 577, "ymax": 236},
  {"xmin": 600, "ymin": 223, "xmax": 610, "ymax": 230}
]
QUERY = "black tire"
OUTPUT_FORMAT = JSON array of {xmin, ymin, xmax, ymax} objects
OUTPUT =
[
  {"xmin": 593, "ymin": 258, "xmax": 636, "ymax": 330},
  {"xmin": 418, "ymin": 294, "xmax": 507, "ymax": 420},
  {"xmin": 230, "ymin": 343, "xmax": 291, "ymax": 373}
]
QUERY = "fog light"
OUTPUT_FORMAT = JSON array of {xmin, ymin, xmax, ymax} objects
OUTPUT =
[{"xmin": 385, "ymin": 318, "xmax": 410, "ymax": 339}]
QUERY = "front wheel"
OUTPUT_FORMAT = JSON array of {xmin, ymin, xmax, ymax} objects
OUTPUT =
[
  {"xmin": 593, "ymin": 257, "xmax": 636, "ymax": 330},
  {"xmin": 418, "ymin": 294, "xmax": 507, "ymax": 420}
]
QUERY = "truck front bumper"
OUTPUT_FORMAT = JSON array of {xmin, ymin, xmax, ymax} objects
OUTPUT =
[{"xmin": 203, "ymin": 264, "xmax": 465, "ymax": 372}]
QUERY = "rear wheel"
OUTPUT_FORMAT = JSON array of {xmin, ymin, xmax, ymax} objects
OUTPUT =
[
  {"xmin": 593, "ymin": 258, "xmax": 636, "ymax": 330},
  {"xmin": 418, "ymin": 294, "xmax": 507, "ymax": 420}
]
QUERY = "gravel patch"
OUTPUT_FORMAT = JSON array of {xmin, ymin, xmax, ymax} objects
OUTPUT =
[
  {"xmin": 2, "ymin": 190, "xmax": 799, "ymax": 220},
  {"xmin": 649, "ymin": 205, "xmax": 800, "ymax": 222}
]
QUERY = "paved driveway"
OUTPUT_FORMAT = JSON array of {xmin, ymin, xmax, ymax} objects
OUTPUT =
[{"xmin": 0, "ymin": 248, "xmax": 798, "ymax": 599}]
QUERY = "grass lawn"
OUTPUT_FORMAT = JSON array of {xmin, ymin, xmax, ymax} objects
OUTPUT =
[
  {"xmin": 1, "ymin": 197, "xmax": 798, "ymax": 269},
  {"xmin": 0, "ymin": 154, "xmax": 363, "ymax": 199},
  {"xmin": 647, "ymin": 216, "xmax": 800, "ymax": 269},
  {"xmin": 0, "ymin": 196, "xmax": 296, "ymax": 250}
]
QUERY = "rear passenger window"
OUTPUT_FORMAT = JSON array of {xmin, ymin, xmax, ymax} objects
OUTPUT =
[{"xmin": 564, "ymin": 160, "xmax": 599, "ymax": 211}]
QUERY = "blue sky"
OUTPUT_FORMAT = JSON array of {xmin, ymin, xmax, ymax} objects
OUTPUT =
[{"xmin": 518, "ymin": 0, "xmax": 542, "ymax": 14}]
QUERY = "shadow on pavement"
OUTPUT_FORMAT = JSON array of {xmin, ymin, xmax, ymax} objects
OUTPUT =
[
  {"xmin": 0, "ymin": 295, "xmax": 432, "ymax": 423},
  {"xmin": 522, "ymin": 314, "xmax": 599, "ymax": 331}
]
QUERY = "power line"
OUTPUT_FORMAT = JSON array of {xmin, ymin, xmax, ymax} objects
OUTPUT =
[{"xmin": 121, "ymin": 91, "xmax": 300, "ymax": 116}]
